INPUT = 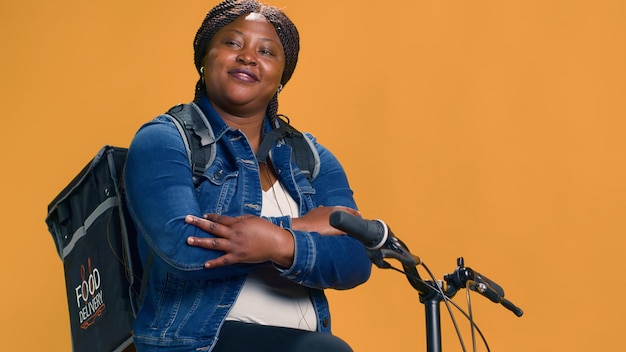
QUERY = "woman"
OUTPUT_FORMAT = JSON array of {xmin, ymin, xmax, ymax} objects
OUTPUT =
[{"xmin": 124, "ymin": 1, "xmax": 372, "ymax": 351}]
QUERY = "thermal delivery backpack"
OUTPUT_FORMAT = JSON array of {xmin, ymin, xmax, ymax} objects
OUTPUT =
[{"xmin": 46, "ymin": 146, "xmax": 141, "ymax": 352}]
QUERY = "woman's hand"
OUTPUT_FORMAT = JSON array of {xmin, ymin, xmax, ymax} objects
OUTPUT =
[
  {"xmin": 292, "ymin": 206, "xmax": 360, "ymax": 235},
  {"xmin": 185, "ymin": 214, "xmax": 294, "ymax": 269}
]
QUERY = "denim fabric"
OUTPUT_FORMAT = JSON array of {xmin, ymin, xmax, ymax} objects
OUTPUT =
[{"xmin": 124, "ymin": 94, "xmax": 372, "ymax": 351}]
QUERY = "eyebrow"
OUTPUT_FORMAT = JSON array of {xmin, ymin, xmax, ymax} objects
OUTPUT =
[{"xmin": 224, "ymin": 29, "xmax": 278, "ymax": 43}]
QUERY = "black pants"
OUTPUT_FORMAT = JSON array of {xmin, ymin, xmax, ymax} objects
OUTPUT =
[{"xmin": 212, "ymin": 321, "xmax": 353, "ymax": 352}]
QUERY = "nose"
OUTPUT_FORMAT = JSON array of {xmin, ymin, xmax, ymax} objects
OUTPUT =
[{"xmin": 236, "ymin": 47, "xmax": 257, "ymax": 66}]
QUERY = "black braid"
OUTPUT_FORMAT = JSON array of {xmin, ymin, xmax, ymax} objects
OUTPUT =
[
  {"xmin": 192, "ymin": 0, "xmax": 300, "ymax": 124},
  {"xmin": 266, "ymin": 93, "xmax": 279, "ymax": 126}
]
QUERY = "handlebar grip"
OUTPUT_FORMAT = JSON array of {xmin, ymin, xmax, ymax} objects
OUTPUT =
[
  {"xmin": 501, "ymin": 298, "xmax": 524, "ymax": 317},
  {"xmin": 329, "ymin": 211, "xmax": 387, "ymax": 249}
]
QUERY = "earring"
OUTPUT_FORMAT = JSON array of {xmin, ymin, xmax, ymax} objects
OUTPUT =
[
  {"xmin": 277, "ymin": 84, "xmax": 283, "ymax": 94},
  {"xmin": 200, "ymin": 66, "xmax": 205, "ymax": 84}
]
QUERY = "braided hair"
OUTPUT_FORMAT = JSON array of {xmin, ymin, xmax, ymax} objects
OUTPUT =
[{"xmin": 193, "ymin": 0, "xmax": 300, "ymax": 124}]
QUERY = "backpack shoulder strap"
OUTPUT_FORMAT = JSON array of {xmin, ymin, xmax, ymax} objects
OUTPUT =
[
  {"xmin": 256, "ymin": 117, "xmax": 320, "ymax": 182},
  {"xmin": 165, "ymin": 103, "xmax": 216, "ymax": 187}
]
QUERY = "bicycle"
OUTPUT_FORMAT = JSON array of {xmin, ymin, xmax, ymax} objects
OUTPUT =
[{"xmin": 330, "ymin": 211, "xmax": 524, "ymax": 352}]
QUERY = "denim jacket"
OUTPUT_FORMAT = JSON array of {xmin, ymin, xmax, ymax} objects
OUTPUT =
[{"xmin": 124, "ymin": 95, "xmax": 372, "ymax": 351}]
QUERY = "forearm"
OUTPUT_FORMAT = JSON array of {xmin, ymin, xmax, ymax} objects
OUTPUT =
[{"xmin": 277, "ymin": 229, "xmax": 371, "ymax": 289}]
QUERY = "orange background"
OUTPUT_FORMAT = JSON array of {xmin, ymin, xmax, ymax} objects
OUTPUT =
[{"xmin": 1, "ymin": 1, "xmax": 625, "ymax": 351}]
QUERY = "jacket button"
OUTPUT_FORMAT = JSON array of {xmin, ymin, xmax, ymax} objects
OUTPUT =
[{"xmin": 322, "ymin": 317, "xmax": 329, "ymax": 328}]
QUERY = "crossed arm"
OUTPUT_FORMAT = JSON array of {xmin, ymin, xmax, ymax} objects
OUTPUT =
[{"xmin": 185, "ymin": 205, "xmax": 360, "ymax": 269}]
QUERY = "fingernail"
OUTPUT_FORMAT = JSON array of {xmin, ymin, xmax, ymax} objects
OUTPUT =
[
  {"xmin": 187, "ymin": 237, "xmax": 195, "ymax": 245},
  {"xmin": 185, "ymin": 215, "xmax": 194, "ymax": 223},
  {"xmin": 204, "ymin": 262, "xmax": 211, "ymax": 268}
]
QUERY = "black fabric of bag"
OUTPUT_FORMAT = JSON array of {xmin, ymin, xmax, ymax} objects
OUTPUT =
[{"xmin": 46, "ymin": 146, "xmax": 141, "ymax": 352}]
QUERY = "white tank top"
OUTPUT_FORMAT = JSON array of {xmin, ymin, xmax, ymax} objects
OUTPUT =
[{"xmin": 225, "ymin": 181, "xmax": 317, "ymax": 331}]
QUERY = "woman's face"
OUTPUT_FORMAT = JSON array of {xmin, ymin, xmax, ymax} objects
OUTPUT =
[{"xmin": 203, "ymin": 13, "xmax": 285, "ymax": 117}]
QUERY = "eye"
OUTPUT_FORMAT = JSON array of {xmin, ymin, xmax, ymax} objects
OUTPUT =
[
  {"xmin": 225, "ymin": 40, "xmax": 241, "ymax": 48},
  {"xmin": 259, "ymin": 48, "xmax": 274, "ymax": 56}
]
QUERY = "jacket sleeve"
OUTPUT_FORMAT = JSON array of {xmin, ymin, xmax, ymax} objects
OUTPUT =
[
  {"xmin": 275, "ymin": 135, "xmax": 373, "ymax": 290},
  {"xmin": 124, "ymin": 117, "xmax": 253, "ymax": 280}
]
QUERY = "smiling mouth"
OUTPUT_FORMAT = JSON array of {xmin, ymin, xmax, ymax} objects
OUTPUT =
[{"xmin": 228, "ymin": 68, "xmax": 259, "ymax": 82}]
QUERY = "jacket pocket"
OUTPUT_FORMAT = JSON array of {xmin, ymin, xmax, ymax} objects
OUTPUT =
[{"xmin": 196, "ymin": 158, "xmax": 239, "ymax": 214}]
